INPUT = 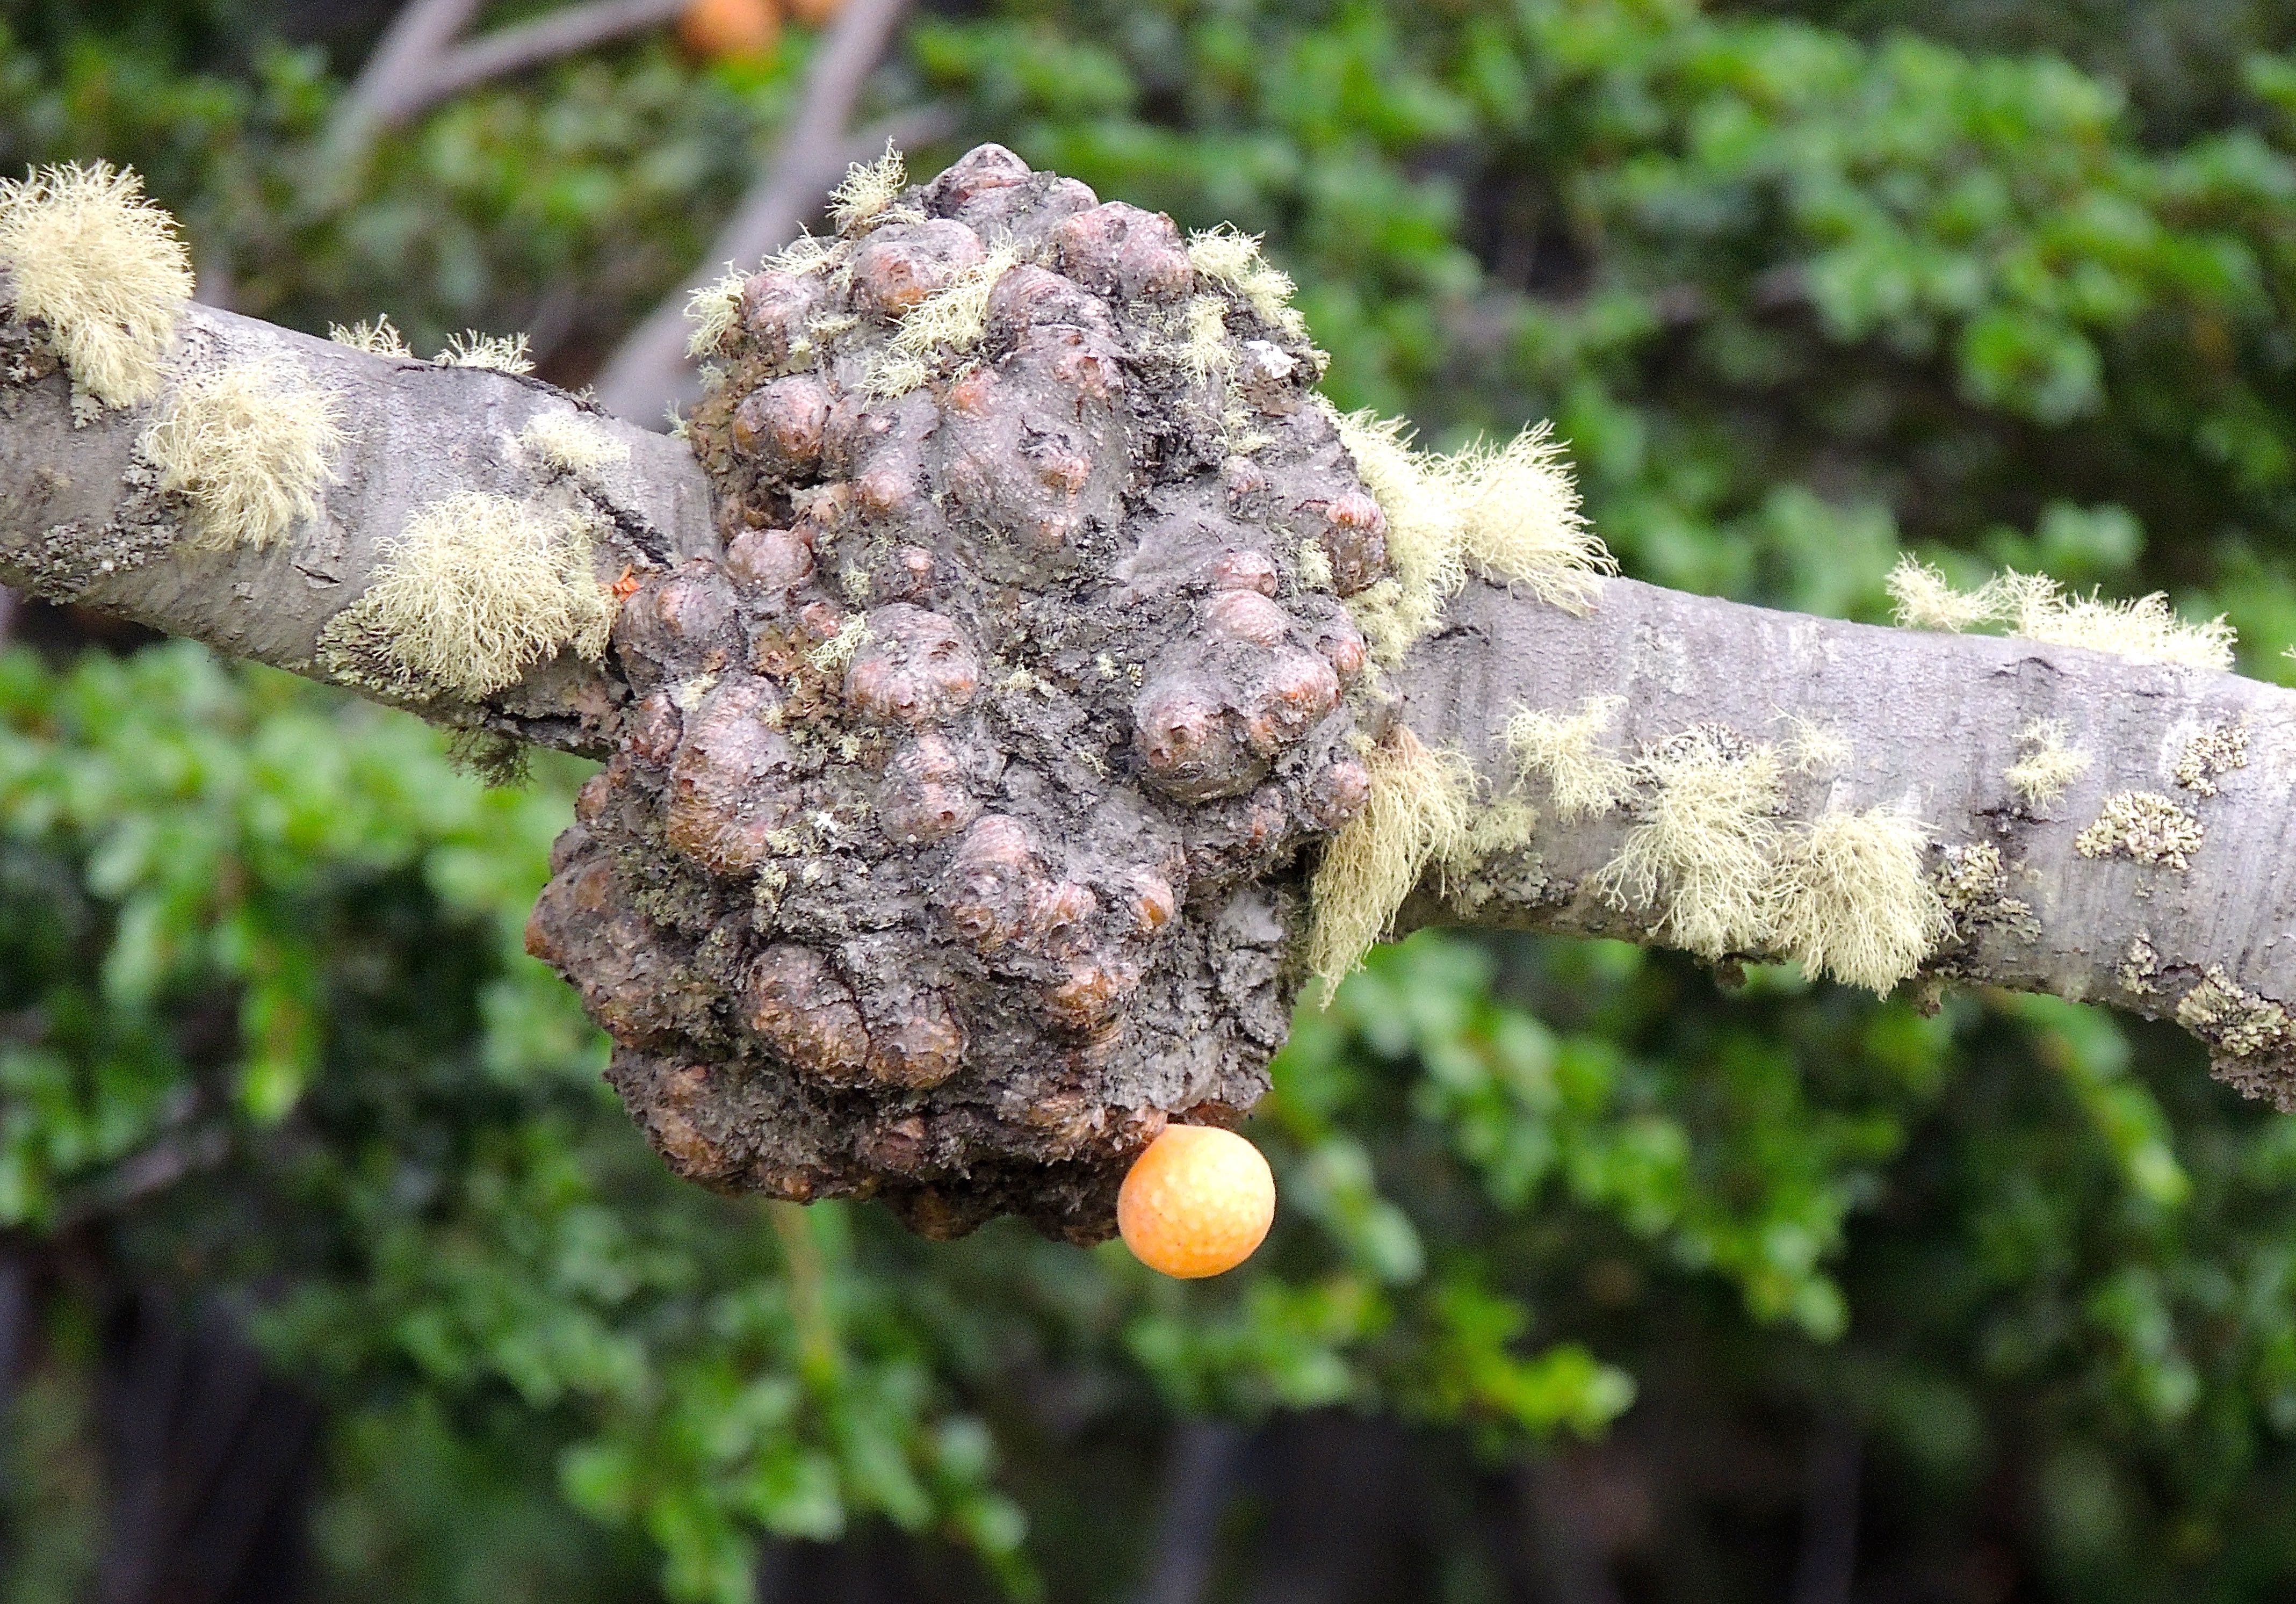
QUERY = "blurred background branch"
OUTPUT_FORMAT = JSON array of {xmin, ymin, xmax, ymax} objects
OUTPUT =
[{"xmin": 593, "ymin": 0, "xmax": 942, "ymax": 423}]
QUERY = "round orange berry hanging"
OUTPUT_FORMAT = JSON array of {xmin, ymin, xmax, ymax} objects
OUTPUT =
[{"xmin": 1117, "ymin": 1125, "xmax": 1275, "ymax": 1279}]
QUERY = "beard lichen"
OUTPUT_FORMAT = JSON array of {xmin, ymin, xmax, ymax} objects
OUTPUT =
[
  {"xmin": 1887, "ymin": 557, "xmax": 2233, "ymax": 671},
  {"xmin": 1593, "ymin": 725, "xmax": 1784, "ymax": 964},
  {"xmin": 1771, "ymin": 806, "xmax": 1950, "ymax": 994},
  {"xmin": 0, "ymin": 161, "xmax": 194, "ymax": 413},
  {"xmin": 828, "ymin": 143, "xmax": 909, "ymax": 235},
  {"xmin": 522, "ymin": 408, "xmax": 631, "ymax": 478},
  {"xmin": 1331, "ymin": 410, "xmax": 1612, "ymax": 664},
  {"xmin": 1184, "ymin": 226, "xmax": 1306, "ymax": 340},
  {"xmin": 865, "ymin": 243, "xmax": 1025, "ymax": 398},
  {"xmin": 317, "ymin": 491, "xmax": 616, "ymax": 702},
  {"xmin": 2004, "ymin": 717, "xmax": 2090, "ymax": 810},
  {"xmin": 1305, "ymin": 726, "xmax": 1478, "ymax": 996},
  {"xmin": 435, "ymin": 329, "xmax": 534, "ymax": 375},
  {"xmin": 328, "ymin": 315, "xmax": 412, "ymax": 358},
  {"xmin": 1503, "ymin": 695, "xmax": 1633, "ymax": 820},
  {"xmin": 141, "ymin": 358, "xmax": 341, "ymax": 551}
]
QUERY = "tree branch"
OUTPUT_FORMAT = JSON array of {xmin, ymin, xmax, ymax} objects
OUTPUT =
[
  {"xmin": 326, "ymin": 0, "xmax": 489, "ymax": 155},
  {"xmin": 1392, "ymin": 574, "xmax": 2296, "ymax": 1088},
  {"xmin": 396, "ymin": 0, "xmax": 691, "ymax": 126},
  {"xmin": 591, "ymin": 0, "xmax": 940, "ymax": 423},
  {"xmin": 0, "ymin": 294, "xmax": 713, "ymax": 753},
  {"xmin": 11, "ymin": 139, "xmax": 2296, "ymax": 1241}
]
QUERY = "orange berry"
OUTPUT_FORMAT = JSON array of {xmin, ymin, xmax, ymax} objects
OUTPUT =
[
  {"xmin": 1117, "ymin": 1125, "xmax": 1274, "ymax": 1278},
  {"xmin": 678, "ymin": 0, "xmax": 781, "ymax": 60}
]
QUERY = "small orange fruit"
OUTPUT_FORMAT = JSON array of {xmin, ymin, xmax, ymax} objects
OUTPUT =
[
  {"xmin": 679, "ymin": 0, "xmax": 781, "ymax": 60},
  {"xmin": 1117, "ymin": 1125, "xmax": 1275, "ymax": 1278}
]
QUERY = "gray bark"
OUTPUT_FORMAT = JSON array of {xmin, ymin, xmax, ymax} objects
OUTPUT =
[
  {"xmin": 1395, "ymin": 576, "xmax": 2296, "ymax": 1090},
  {"xmin": 0, "ymin": 293, "xmax": 714, "ymax": 752}
]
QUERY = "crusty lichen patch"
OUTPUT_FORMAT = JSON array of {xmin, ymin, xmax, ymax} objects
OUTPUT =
[
  {"xmin": 2074, "ymin": 790, "xmax": 2203, "ymax": 871},
  {"xmin": 1932, "ymin": 840, "xmax": 2036, "ymax": 946},
  {"xmin": 1594, "ymin": 725, "xmax": 1782, "ymax": 963},
  {"xmin": 1333, "ymin": 409, "xmax": 1612, "ymax": 663},
  {"xmin": 0, "ymin": 161, "xmax": 194, "ymax": 411},
  {"xmin": 1306, "ymin": 726, "xmax": 1477, "ymax": 995},
  {"xmin": 1935, "ymin": 840, "xmax": 2006, "ymax": 918},
  {"xmin": 1887, "ymin": 557, "xmax": 2234, "ymax": 670},
  {"xmin": 1771, "ymin": 806, "xmax": 1950, "ymax": 994},
  {"xmin": 2176, "ymin": 966, "xmax": 2292, "ymax": 1061},
  {"xmin": 317, "ymin": 492, "xmax": 615, "ymax": 702},
  {"xmin": 2172, "ymin": 720, "xmax": 2248, "ymax": 797},
  {"xmin": 1503, "ymin": 695, "xmax": 1633, "ymax": 820},
  {"xmin": 141, "ymin": 358, "xmax": 341, "ymax": 550},
  {"xmin": 2118, "ymin": 930, "xmax": 2160, "ymax": 996},
  {"xmin": 2005, "ymin": 718, "xmax": 2090, "ymax": 810},
  {"xmin": 522, "ymin": 409, "xmax": 630, "ymax": 477}
]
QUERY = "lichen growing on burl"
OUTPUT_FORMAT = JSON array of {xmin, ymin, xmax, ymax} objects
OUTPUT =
[{"xmin": 524, "ymin": 143, "xmax": 1410, "ymax": 1241}]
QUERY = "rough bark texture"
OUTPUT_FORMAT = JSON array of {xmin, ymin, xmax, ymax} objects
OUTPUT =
[
  {"xmin": 529, "ymin": 145, "xmax": 1381, "ymax": 1240},
  {"xmin": 0, "ymin": 285, "xmax": 713, "ymax": 753},
  {"xmin": 9, "ymin": 144, "xmax": 2296, "ymax": 1243}
]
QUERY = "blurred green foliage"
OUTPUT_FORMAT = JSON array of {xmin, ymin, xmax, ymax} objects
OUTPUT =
[{"xmin": 9, "ymin": 0, "xmax": 2296, "ymax": 1599}]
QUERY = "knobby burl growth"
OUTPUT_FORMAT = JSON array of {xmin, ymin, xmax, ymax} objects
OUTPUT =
[{"xmin": 525, "ymin": 146, "xmax": 1388, "ymax": 1240}]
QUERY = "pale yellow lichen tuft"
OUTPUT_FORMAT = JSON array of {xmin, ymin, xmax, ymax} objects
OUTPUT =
[
  {"xmin": 1886, "ymin": 557, "xmax": 2233, "ymax": 670},
  {"xmin": 522, "ymin": 409, "xmax": 630, "ymax": 476},
  {"xmin": 141, "ymin": 358, "xmax": 342, "ymax": 551},
  {"xmin": 1885, "ymin": 558, "xmax": 1999, "ymax": 632},
  {"xmin": 1449, "ymin": 797, "xmax": 1541, "ymax": 865},
  {"xmin": 867, "ymin": 245, "xmax": 1022, "ymax": 396},
  {"xmin": 2005, "ymin": 718, "xmax": 2090, "ymax": 810},
  {"xmin": 808, "ymin": 613, "xmax": 871, "ymax": 671},
  {"xmin": 829, "ymin": 143, "xmax": 907, "ymax": 236},
  {"xmin": 1306, "ymin": 727, "xmax": 1478, "ymax": 996},
  {"xmin": 1329, "ymin": 408, "xmax": 1463, "ymax": 661},
  {"xmin": 1503, "ymin": 695, "xmax": 1633, "ymax": 820},
  {"xmin": 1771, "ymin": 805, "xmax": 1949, "ymax": 994},
  {"xmin": 1781, "ymin": 717, "xmax": 1852, "ymax": 773},
  {"xmin": 2172, "ymin": 720, "xmax": 2248, "ymax": 797},
  {"xmin": 328, "ymin": 315, "xmax": 411, "ymax": 358},
  {"xmin": 1332, "ymin": 408, "xmax": 1612, "ymax": 664},
  {"xmin": 1179, "ymin": 295, "xmax": 1233, "ymax": 381},
  {"xmin": 0, "ymin": 161, "xmax": 194, "ymax": 410},
  {"xmin": 1295, "ymin": 537, "xmax": 1334, "ymax": 592},
  {"xmin": 317, "ymin": 492, "xmax": 614, "ymax": 702},
  {"xmin": 435, "ymin": 329, "xmax": 534, "ymax": 375},
  {"xmin": 1185, "ymin": 226, "xmax": 1306, "ymax": 338},
  {"xmin": 765, "ymin": 232, "xmax": 841, "ymax": 278},
  {"xmin": 1449, "ymin": 424, "xmax": 1609, "ymax": 608},
  {"xmin": 2074, "ymin": 790, "xmax": 2202, "ymax": 871},
  {"xmin": 684, "ymin": 264, "xmax": 749, "ymax": 360},
  {"xmin": 1594, "ymin": 727, "xmax": 1783, "ymax": 962}
]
